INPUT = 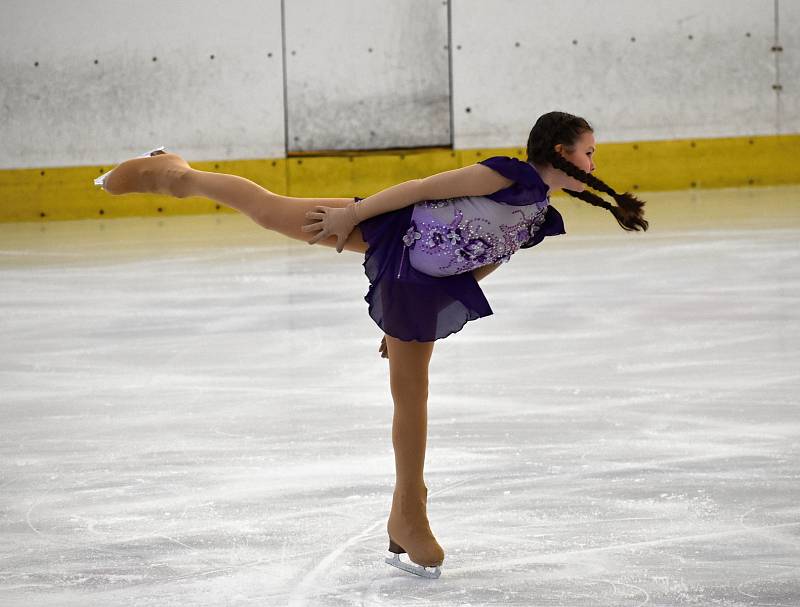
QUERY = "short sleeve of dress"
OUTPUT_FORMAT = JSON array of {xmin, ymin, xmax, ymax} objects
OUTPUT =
[
  {"xmin": 477, "ymin": 156, "xmax": 550, "ymax": 205},
  {"xmin": 479, "ymin": 156, "xmax": 539, "ymax": 185},
  {"xmin": 478, "ymin": 156, "xmax": 565, "ymax": 249}
]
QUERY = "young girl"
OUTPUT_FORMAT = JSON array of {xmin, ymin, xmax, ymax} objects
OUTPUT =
[{"xmin": 96, "ymin": 111, "xmax": 648, "ymax": 579}]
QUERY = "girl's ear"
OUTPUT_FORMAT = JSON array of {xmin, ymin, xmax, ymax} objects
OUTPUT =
[{"xmin": 554, "ymin": 143, "xmax": 563, "ymax": 155}]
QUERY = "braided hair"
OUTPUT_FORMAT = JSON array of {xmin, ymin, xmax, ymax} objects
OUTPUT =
[{"xmin": 527, "ymin": 112, "xmax": 648, "ymax": 232}]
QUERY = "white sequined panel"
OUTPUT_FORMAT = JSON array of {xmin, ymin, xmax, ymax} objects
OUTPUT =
[{"xmin": 406, "ymin": 196, "xmax": 548, "ymax": 277}]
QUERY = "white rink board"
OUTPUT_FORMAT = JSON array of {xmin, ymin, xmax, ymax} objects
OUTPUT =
[
  {"xmin": 284, "ymin": 0, "xmax": 450, "ymax": 152},
  {"xmin": 0, "ymin": 0, "xmax": 285, "ymax": 168},
  {"xmin": 451, "ymin": 0, "xmax": 783, "ymax": 148}
]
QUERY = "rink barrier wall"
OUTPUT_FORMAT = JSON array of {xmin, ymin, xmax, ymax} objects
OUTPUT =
[
  {"xmin": 0, "ymin": 133, "xmax": 798, "ymax": 223},
  {"xmin": 3, "ymin": 1, "xmax": 797, "ymax": 167}
]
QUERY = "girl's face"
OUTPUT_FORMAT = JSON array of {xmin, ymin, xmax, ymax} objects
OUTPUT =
[{"xmin": 555, "ymin": 130, "xmax": 596, "ymax": 191}]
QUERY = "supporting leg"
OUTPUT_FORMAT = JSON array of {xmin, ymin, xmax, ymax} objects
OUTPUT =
[{"xmin": 384, "ymin": 334, "xmax": 445, "ymax": 569}]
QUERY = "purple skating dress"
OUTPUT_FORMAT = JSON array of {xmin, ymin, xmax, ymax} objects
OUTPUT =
[{"xmin": 357, "ymin": 156, "xmax": 565, "ymax": 342}]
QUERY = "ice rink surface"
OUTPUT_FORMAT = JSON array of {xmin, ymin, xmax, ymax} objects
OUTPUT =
[{"xmin": 1, "ymin": 186, "xmax": 799, "ymax": 606}]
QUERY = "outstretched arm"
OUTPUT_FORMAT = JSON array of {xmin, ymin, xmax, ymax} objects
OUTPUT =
[
  {"xmin": 304, "ymin": 163, "xmax": 514, "ymax": 251},
  {"xmin": 354, "ymin": 164, "xmax": 514, "ymax": 223}
]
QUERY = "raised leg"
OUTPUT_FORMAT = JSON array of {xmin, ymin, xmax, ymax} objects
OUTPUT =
[
  {"xmin": 101, "ymin": 152, "xmax": 369, "ymax": 254},
  {"xmin": 183, "ymin": 169, "xmax": 370, "ymax": 254},
  {"xmin": 384, "ymin": 334, "xmax": 445, "ymax": 568}
]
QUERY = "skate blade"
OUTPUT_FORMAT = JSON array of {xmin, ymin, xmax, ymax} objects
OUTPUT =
[
  {"xmin": 384, "ymin": 553, "xmax": 441, "ymax": 579},
  {"xmin": 93, "ymin": 146, "xmax": 166, "ymax": 187}
]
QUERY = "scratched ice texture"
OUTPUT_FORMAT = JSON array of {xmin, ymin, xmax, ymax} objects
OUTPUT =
[{"xmin": 1, "ymin": 186, "xmax": 798, "ymax": 606}]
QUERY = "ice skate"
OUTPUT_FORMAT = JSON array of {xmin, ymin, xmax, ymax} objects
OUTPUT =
[
  {"xmin": 385, "ymin": 538, "xmax": 442, "ymax": 579},
  {"xmin": 94, "ymin": 146, "xmax": 193, "ymax": 197},
  {"xmin": 384, "ymin": 487, "xmax": 444, "ymax": 579},
  {"xmin": 94, "ymin": 147, "xmax": 164, "ymax": 188}
]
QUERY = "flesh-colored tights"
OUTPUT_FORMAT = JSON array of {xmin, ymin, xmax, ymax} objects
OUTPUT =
[{"xmin": 180, "ymin": 168, "xmax": 444, "ymax": 564}]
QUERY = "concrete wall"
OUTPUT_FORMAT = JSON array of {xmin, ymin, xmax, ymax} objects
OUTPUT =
[
  {"xmin": 453, "ymin": 0, "xmax": 799, "ymax": 148},
  {"xmin": 1, "ymin": 0, "xmax": 285, "ymax": 168},
  {"xmin": 284, "ymin": 0, "xmax": 450, "ymax": 152},
  {"xmin": 1, "ymin": 0, "xmax": 797, "ymax": 170}
]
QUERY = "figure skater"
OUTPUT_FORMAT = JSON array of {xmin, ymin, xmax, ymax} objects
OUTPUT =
[{"xmin": 94, "ymin": 111, "xmax": 648, "ymax": 579}]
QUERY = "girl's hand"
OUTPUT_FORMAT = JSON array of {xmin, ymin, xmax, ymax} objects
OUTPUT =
[
  {"xmin": 379, "ymin": 336, "xmax": 388, "ymax": 359},
  {"xmin": 302, "ymin": 203, "xmax": 359, "ymax": 253}
]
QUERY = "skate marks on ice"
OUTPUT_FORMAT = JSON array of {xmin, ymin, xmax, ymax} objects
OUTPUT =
[
  {"xmin": 2, "ymin": 198, "xmax": 800, "ymax": 606},
  {"xmin": 286, "ymin": 474, "xmax": 483, "ymax": 606},
  {"xmin": 734, "ymin": 508, "xmax": 800, "ymax": 605},
  {"xmin": 13, "ymin": 461, "xmax": 328, "ymax": 601},
  {"xmin": 286, "ymin": 518, "xmax": 385, "ymax": 607}
]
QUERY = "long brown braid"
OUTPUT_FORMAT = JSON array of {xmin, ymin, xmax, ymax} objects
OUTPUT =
[{"xmin": 527, "ymin": 112, "xmax": 648, "ymax": 232}]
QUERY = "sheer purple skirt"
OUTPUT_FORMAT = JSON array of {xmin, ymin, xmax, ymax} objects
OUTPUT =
[{"xmin": 356, "ymin": 200, "xmax": 493, "ymax": 343}]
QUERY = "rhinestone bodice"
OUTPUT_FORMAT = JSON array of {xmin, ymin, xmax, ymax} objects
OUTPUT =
[{"xmin": 404, "ymin": 195, "xmax": 550, "ymax": 277}]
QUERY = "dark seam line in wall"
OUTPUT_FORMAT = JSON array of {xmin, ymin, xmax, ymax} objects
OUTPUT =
[
  {"xmin": 280, "ymin": 0, "xmax": 291, "ymax": 160},
  {"xmin": 774, "ymin": 0, "xmax": 782, "ymax": 134},
  {"xmin": 446, "ymin": 0, "xmax": 454, "ymax": 149}
]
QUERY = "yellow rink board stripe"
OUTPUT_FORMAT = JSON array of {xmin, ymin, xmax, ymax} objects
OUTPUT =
[{"xmin": 0, "ymin": 134, "xmax": 798, "ymax": 223}]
